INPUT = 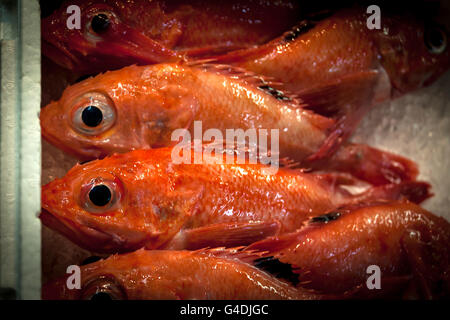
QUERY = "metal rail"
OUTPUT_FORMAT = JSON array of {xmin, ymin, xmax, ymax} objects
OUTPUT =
[{"xmin": 0, "ymin": 0, "xmax": 41, "ymax": 300}]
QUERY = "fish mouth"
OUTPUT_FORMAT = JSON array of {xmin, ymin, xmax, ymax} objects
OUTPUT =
[
  {"xmin": 40, "ymin": 208, "xmax": 121, "ymax": 253},
  {"xmin": 42, "ymin": 39, "xmax": 80, "ymax": 72},
  {"xmin": 96, "ymin": 26, "xmax": 185, "ymax": 66},
  {"xmin": 40, "ymin": 104, "xmax": 105, "ymax": 160}
]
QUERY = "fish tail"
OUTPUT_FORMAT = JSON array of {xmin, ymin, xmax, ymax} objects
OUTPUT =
[
  {"xmin": 307, "ymin": 143, "xmax": 420, "ymax": 186},
  {"xmin": 303, "ymin": 71, "xmax": 380, "ymax": 163},
  {"xmin": 352, "ymin": 181, "xmax": 432, "ymax": 204}
]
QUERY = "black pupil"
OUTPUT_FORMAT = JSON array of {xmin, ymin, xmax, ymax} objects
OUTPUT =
[
  {"xmin": 429, "ymin": 29, "xmax": 444, "ymax": 48},
  {"xmin": 91, "ymin": 13, "xmax": 110, "ymax": 33},
  {"xmin": 82, "ymin": 106, "xmax": 103, "ymax": 127},
  {"xmin": 89, "ymin": 185, "xmax": 112, "ymax": 207},
  {"xmin": 90, "ymin": 291, "xmax": 112, "ymax": 301}
]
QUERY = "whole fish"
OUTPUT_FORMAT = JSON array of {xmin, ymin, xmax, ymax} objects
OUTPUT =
[
  {"xmin": 248, "ymin": 201, "xmax": 450, "ymax": 299},
  {"xmin": 40, "ymin": 147, "xmax": 430, "ymax": 253},
  {"xmin": 42, "ymin": 0, "xmax": 301, "ymax": 75},
  {"xmin": 42, "ymin": 248, "xmax": 326, "ymax": 300},
  {"xmin": 213, "ymin": 7, "xmax": 450, "ymax": 108},
  {"xmin": 40, "ymin": 63, "xmax": 419, "ymax": 185}
]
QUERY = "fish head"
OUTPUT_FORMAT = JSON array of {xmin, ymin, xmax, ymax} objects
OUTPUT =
[
  {"xmin": 42, "ymin": 0, "xmax": 181, "ymax": 74},
  {"xmin": 40, "ymin": 65, "xmax": 197, "ymax": 160},
  {"xmin": 42, "ymin": 250, "xmax": 183, "ymax": 299},
  {"xmin": 372, "ymin": 13, "xmax": 450, "ymax": 96},
  {"xmin": 40, "ymin": 150, "xmax": 197, "ymax": 253}
]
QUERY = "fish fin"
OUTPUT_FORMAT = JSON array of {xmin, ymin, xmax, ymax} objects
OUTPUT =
[
  {"xmin": 187, "ymin": 61, "xmax": 307, "ymax": 109},
  {"xmin": 192, "ymin": 246, "xmax": 268, "ymax": 265},
  {"xmin": 192, "ymin": 245, "xmax": 302, "ymax": 287},
  {"xmin": 166, "ymin": 221, "xmax": 280, "ymax": 250},
  {"xmin": 351, "ymin": 181, "xmax": 432, "ymax": 204},
  {"xmin": 246, "ymin": 231, "xmax": 303, "ymax": 257},
  {"xmin": 304, "ymin": 71, "xmax": 380, "ymax": 162},
  {"xmin": 307, "ymin": 143, "xmax": 420, "ymax": 186},
  {"xmin": 181, "ymin": 44, "xmax": 257, "ymax": 58},
  {"xmin": 299, "ymin": 71, "xmax": 378, "ymax": 117},
  {"xmin": 252, "ymin": 256, "xmax": 300, "ymax": 286},
  {"xmin": 208, "ymin": 20, "xmax": 317, "ymax": 64},
  {"xmin": 276, "ymin": 157, "xmax": 304, "ymax": 170}
]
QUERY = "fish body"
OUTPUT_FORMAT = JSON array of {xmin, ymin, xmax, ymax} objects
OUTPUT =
[
  {"xmin": 40, "ymin": 147, "xmax": 430, "ymax": 253},
  {"xmin": 40, "ymin": 63, "xmax": 419, "ymax": 185},
  {"xmin": 42, "ymin": 248, "xmax": 324, "ymax": 300},
  {"xmin": 214, "ymin": 7, "xmax": 450, "ymax": 104},
  {"xmin": 248, "ymin": 201, "xmax": 450, "ymax": 299},
  {"xmin": 42, "ymin": 0, "xmax": 301, "ymax": 74},
  {"xmin": 40, "ymin": 63, "xmax": 331, "ymax": 160}
]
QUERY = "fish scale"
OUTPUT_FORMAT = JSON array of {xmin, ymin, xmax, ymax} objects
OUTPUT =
[
  {"xmin": 41, "ymin": 147, "xmax": 431, "ymax": 253},
  {"xmin": 41, "ymin": 62, "xmax": 424, "ymax": 186}
]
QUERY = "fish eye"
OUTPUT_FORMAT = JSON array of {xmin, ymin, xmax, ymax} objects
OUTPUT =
[
  {"xmin": 81, "ymin": 277, "xmax": 126, "ymax": 300},
  {"xmin": 425, "ymin": 26, "xmax": 447, "ymax": 54},
  {"xmin": 81, "ymin": 178, "xmax": 121, "ymax": 214},
  {"xmin": 86, "ymin": 11, "xmax": 116, "ymax": 39},
  {"xmin": 89, "ymin": 184, "xmax": 112, "ymax": 207},
  {"xmin": 72, "ymin": 92, "xmax": 116, "ymax": 136},
  {"xmin": 82, "ymin": 106, "xmax": 103, "ymax": 127},
  {"xmin": 91, "ymin": 13, "xmax": 110, "ymax": 34}
]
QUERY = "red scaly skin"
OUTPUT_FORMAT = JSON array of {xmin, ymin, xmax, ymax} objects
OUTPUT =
[
  {"xmin": 41, "ymin": 148, "xmax": 430, "ymax": 253},
  {"xmin": 248, "ymin": 201, "xmax": 450, "ymax": 299},
  {"xmin": 214, "ymin": 7, "xmax": 450, "ymax": 102},
  {"xmin": 42, "ymin": 0, "xmax": 301, "ymax": 75},
  {"xmin": 42, "ymin": 248, "xmax": 326, "ymax": 300},
  {"xmin": 40, "ymin": 63, "xmax": 421, "ymax": 185}
]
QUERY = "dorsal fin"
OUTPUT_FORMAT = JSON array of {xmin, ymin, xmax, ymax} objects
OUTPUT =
[
  {"xmin": 205, "ymin": 19, "xmax": 317, "ymax": 64},
  {"xmin": 282, "ymin": 20, "xmax": 316, "ymax": 43},
  {"xmin": 193, "ymin": 246, "xmax": 268, "ymax": 265},
  {"xmin": 181, "ymin": 140, "xmax": 312, "ymax": 174},
  {"xmin": 187, "ymin": 61, "xmax": 307, "ymax": 109},
  {"xmin": 194, "ymin": 246, "xmax": 300, "ymax": 286},
  {"xmin": 309, "ymin": 211, "xmax": 342, "ymax": 224},
  {"xmin": 253, "ymin": 256, "xmax": 300, "ymax": 286}
]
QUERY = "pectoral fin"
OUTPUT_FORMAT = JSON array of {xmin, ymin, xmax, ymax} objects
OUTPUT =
[{"xmin": 166, "ymin": 221, "xmax": 280, "ymax": 250}]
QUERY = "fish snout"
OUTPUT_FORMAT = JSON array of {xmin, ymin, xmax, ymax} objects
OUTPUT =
[{"xmin": 40, "ymin": 101, "xmax": 67, "ymax": 146}]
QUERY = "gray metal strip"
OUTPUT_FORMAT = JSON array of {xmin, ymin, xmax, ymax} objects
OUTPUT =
[
  {"xmin": 0, "ymin": 39, "xmax": 19, "ymax": 293},
  {"xmin": 0, "ymin": 0, "xmax": 41, "ymax": 300},
  {"xmin": 18, "ymin": 0, "xmax": 41, "ymax": 300}
]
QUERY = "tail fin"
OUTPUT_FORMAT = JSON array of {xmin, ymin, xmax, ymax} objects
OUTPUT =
[
  {"xmin": 352, "ymin": 181, "xmax": 432, "ymax": 204},
  {"xmin": 306, "ymin": 143, "xmax": 420, "ymax": 186},
  {"xmin": 303, "ymin": 71, "xmax": 380, "ymax": 162}
]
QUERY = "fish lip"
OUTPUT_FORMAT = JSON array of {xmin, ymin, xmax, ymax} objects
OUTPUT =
[
  {"xmin": 40, "ymin": 107, "xmax": 104, "ymax": 160},
  {"xmin": 40, "ymin": 208, "xmax": 121, "ymax": 253},
  {"xmin": 42, "ymin": 39, "xmax": 80, "ymax": 71},
  {"xmin": 99, "ymin": 28, "xmax": 184, "ymax": 65}
]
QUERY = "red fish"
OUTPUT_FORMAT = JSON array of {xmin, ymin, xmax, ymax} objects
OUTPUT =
[
  {"xmin": 40, "ymin": 63, "xmax": 420, "ymax": 185},
  {"xmin": 42, "ymin": 0, "xmax": 301, "ymax": 75},
  {"xmin": 210, "ymin": 7, "xmax": 450, "ymax": 146},
  {"xmin": 40, "ymin": 147, "xmax": 430, "ymax": 253},
  {"xmin": 42, "ymin": 248, "xmax": 328, "ymax": 300},
  {"xmin": 213, "ymin": 7, "xmax": 450, "ymax": 104},
  {"xmin": 248, "ymin": 201, "xmax": 450, "ymax": 299}
]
